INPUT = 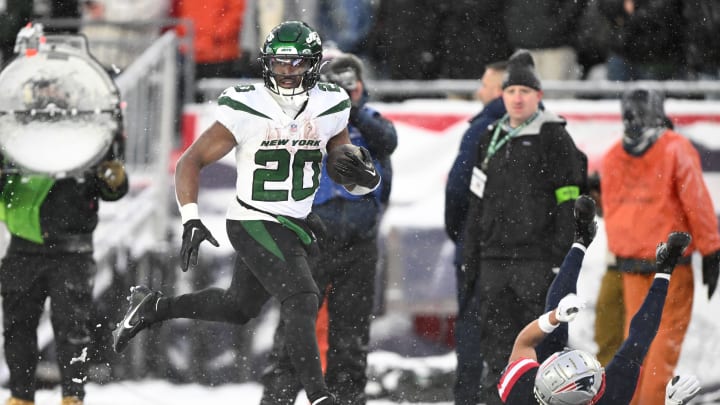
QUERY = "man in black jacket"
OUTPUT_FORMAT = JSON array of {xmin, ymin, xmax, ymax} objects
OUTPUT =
[{"xmin": 461, "ymin": 49, "xmax": 586, "ymax": 405}]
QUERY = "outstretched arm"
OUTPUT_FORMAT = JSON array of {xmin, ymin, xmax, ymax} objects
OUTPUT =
[
  {"xmin": 613, "ymin": 276, "xmax": 669, "ymax": 365},
  {"xmin": 508, "ymin": 294, "xmax": 586, "ymax": 363},
  {"xmin": 536, "ymin": 195, "xmax": 597, "ymax": 360},
  {"xmin": 602, "ymin": 232, "xmax": 691, "ymax": 404},
  {"xmin": 612, "ymin": 232, "xmax": 690, "ymax": 366},
  {"xmin": 545, "ymin": 244, "xmax": 587, "ymax": 310},
  {"xmin": 546, "ymin": 195, "xmax": 598, "ymax": 309}
]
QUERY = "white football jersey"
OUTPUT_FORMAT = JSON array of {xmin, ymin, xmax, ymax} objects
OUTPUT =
[{"xmin": 215, "ymin": 82, "xmax": 350, "ymax": 221}]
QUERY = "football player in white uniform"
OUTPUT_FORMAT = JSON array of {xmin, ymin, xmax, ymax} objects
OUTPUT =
[{"xmin": 112, "ymin": 21, "xmax": 380, "ymax": 405}]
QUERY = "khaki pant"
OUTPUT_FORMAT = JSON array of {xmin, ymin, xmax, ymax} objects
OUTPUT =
[{"xmin": 594, "ymin": 267, "xmax": 625, "ymax": 366}]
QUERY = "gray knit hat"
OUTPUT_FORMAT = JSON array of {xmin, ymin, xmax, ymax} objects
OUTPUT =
[{"xmin": 502, "ymin": 49, "xmax": 541, "ymax": 91}]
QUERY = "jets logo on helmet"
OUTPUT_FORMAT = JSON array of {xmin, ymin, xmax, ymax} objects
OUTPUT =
[
  {"xmin": 306, "ymin": 31, "xmax": 321, "ymax": 46},
  {"xmin": 260, "ymin": 21, "xmax": 323, "ymax": 96}
]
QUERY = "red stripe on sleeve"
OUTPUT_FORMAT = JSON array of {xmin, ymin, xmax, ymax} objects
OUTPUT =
[{"xmin": 497, "ymin": 358, "xmax": 540, "ymax": 402}]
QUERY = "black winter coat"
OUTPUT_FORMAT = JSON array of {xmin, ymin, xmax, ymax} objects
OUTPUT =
[{"xmin": 463, "ymin": 110, "xmax": 586, "ymax": 267}]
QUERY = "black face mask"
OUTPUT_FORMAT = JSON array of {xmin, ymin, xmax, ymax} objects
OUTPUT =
[
  {"xmin": 621, "ymin": 89, "xmax": 667, "ymax": 138},
  {"xmin": 623, "ymin": 104, "xmax": 650, "ymax": 139},
  {"xmin": 621, "ymin": 89, "xmax": 669, "ymax": 156}
]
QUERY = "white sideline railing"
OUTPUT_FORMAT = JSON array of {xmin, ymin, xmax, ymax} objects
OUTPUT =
[{"xmin": 96, "ymin": 30, "xmax": 177, "ymax": 262}]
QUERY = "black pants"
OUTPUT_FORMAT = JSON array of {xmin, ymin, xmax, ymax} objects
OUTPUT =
[
  {"xmin": 0, "ymin": 250, "xmax": 96, "ymax": 401},
  {"xmin": 453, "ymin": 262, "xmax": 484, "ymax": 405},
  {"xmin": 476, "ymin": 258, "xmax": 555, "ymax": 405},
  {"xmin": 261, "ymin": 197, "xmax": 380, "ymax": 405},
  {"xmin": 160, "ymin": 219, "xmax": 326, "ymax": 397}
]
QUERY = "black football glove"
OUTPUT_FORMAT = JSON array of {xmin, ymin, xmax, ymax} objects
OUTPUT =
[
  {"xmin": 573, "ymin": 195, "xmax": 597, "ymax": 247},
  {"xmin": 655, "ymin": 232, "xmax": 691, "ymax": 275},
  {"xmin": 702, "ymin": 250, "xmax": 720, "ymax": 300},
  {"xmin": 333, "ymin": 145, "xmax": 380, "ymax": 189},
  {"xmin": 180, "ymin": 219, "xmax": 219, "ymax": 271}
]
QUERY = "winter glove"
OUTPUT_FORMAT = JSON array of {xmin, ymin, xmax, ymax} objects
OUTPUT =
[
  {"xmin": 555, "ymin": 293, "xmax": 586, "ymax": 323},
  {"xmin": 180, "ymin": 219, "xmax": 219, "ymax": 271},
  {"xmin": 96, "ymin": 159, "xmax": 126, "ymax": 190},
  {"xmin": 702, "ymin": 250, "xmax": 720, "ymax": 300},
  {"xmin": 655, "ymin": 232, "xmax": 692, "ymax": 275},
  {"xmin": 348, "ymin": 105, "xmax": 360, "ymax": 124},
  {"xmin": 573, "ymin": 195, "xmax": 597, "ymax": 247},
  {"xmin": 666, "ymin": 375, "xmax": 701, "ymax": 405},
  {"xmin": 332, "ymin": 145, "xmax": 380, "ymax": 189}
]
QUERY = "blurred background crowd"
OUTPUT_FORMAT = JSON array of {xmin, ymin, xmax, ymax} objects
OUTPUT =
[{"xmin": 3, "ymin": 0, "xmax": 718, "ymax": 94}]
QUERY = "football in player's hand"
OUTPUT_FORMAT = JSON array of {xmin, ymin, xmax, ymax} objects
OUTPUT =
[{"xmin": 326, "ymin": 143, "xmax": 363, "ymax": 185}]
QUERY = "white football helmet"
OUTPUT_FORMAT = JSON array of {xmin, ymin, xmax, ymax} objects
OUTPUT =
[{"xmin": 533, "ymin": 349, "xmax": 606, "ymax": 405}]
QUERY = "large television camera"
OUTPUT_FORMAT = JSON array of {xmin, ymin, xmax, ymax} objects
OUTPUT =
[{"xmin": 0, "ymin": 23, "xmax": 123, "ymax": 178}]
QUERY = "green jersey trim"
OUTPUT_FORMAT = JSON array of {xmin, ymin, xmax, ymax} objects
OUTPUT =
[
  {"xmin": 240, "ymin": 220, "xmax": 285, "ymax": 260},
  {"xmin": 277, "ymin": 215, "xmax": 312, "ymax": 245},
  {"xmin": 218, "ymin": 96, "xmax": 272, "ymax": 120},
  {"xmin": 317, "ymin": 98, "xmax": 351, "ymax": 118}
]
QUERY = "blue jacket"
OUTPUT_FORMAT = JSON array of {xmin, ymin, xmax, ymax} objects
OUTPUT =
[
  {"xmin": 444, "ymin": 97, "xmax": 506, "ymax": 264},
  {"xmin": 315, "ymin": 104, "xmax": 397, "ymax": 207}
]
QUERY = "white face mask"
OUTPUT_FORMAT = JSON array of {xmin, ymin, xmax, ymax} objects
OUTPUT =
[{"xmin": 267, "ymin": 88, "xmax": 309, "ymax": 117}]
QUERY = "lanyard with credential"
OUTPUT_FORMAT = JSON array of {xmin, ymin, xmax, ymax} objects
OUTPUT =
[{"xmin": 481, "ymin": 111, "xmax": 540, "ymax": 171}]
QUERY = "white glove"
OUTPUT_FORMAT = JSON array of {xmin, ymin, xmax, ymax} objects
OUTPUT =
[
  {"xmin": 666, "ymin": 375, "xmax": 701, "ymax": 405},
  {"xmin": 555, "ymin": 293, "xmax": 586, "ymax": 323}
]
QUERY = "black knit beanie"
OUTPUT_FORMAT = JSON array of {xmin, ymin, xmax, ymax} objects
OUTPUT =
[{"xmin": 502, "ymin": 49, "xmax": 541, "ymax": 91}]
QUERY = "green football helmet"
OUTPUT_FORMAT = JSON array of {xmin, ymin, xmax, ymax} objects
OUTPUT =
[{"xmin": 260, "ymin": 21, "xmax": 323, "ymax": 96}]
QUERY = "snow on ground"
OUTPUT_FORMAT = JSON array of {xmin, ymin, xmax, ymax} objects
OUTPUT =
[
  {"xmin": 0, "ymin": 381, "xmax": 448, "ymax": 405},
  {"xmin": 3, "ymin": 220, "xmax": 720, "ymax": 404}
]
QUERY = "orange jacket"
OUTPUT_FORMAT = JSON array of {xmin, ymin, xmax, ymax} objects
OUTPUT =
[
  {"xmin": 173, "ymin": 0, "xmax": 245, "ymax": 63},
  {"xmin": 601, "ymin": 129, "xmax": 720, "ymax": 260}
]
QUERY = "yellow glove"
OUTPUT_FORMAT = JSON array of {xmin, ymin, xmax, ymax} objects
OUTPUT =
[{"xmin": 96, "ymin": 159, "xmax": 126, "ymax": 190}]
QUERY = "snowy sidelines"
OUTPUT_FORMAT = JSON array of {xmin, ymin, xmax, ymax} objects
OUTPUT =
[{"xmin": 181, "ymin": 98, "xmax": 720, "ymax": 389}]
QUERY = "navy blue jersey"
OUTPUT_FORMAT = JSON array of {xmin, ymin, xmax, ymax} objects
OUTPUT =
[
  {"xmin": 497, "ymin": 358, "xmax": 539, "ymax": 404},
  {"xmin": 497, "ymin": 277, "xmax": 669, "ymax": 404}
]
